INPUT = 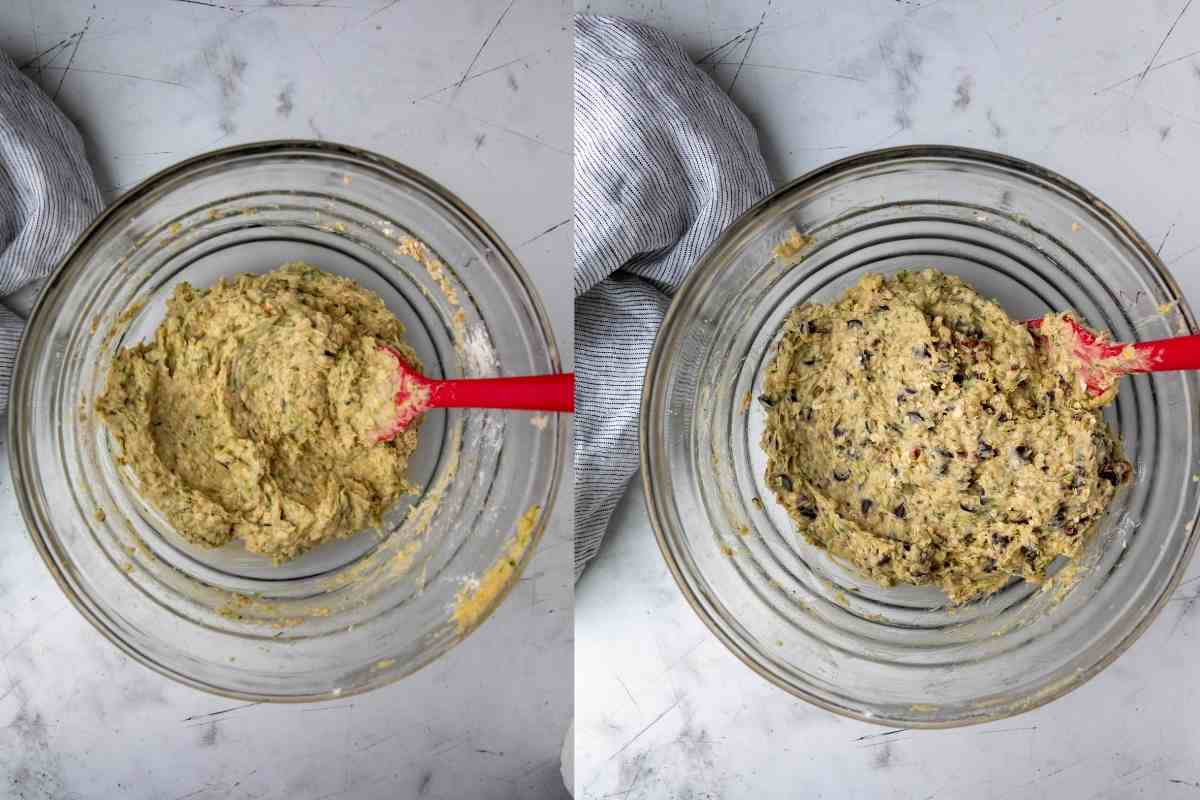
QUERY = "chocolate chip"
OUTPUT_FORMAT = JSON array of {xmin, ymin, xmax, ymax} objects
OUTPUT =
[
  {"xmin": 907, "ymin": 411, "xmax": 925, "ymax": 424},
  {"xmin": 757, "ymin": 394, "xmax": 775, "ymax": 407},
  {"xmin": 877, "ymin": 554, "xmax": 892, "ymax": 566},
  {"xmin": 953, "ymin": 372, "xmax": 965, "ymax": 385},
  {"xmin": 1014, "ymin": 445, "xmax": 1033, "ymax": 463},
  {"xmin": 832, "ymin": 423, "xmax": 846, "ymax": 439},
  {"xmin": 959, "ymin": 502, "xmax": 978, "ymax": 514},
  {"xmin": 861, "ymin": 498, "xmax": 873, "ymax": 515},
  {"xmin": 859, "ymin": 351, "xmax": 872, "ymax": 368},
  {"xmin": 797, "ymin": 505, "xmax": 818, "ymax": 520},
  {"xmin": 775, "ymin": 475, "xmax": 793, "ymax": 492},
  {"xmin": 1099, "ymin": 461, "xmax": 1131, "ymax": 485},
  {"xmin": 930, "ymin": 382, "xmax": 943, "ymax": 395},
  {"xmin": 847, "ymin": 319, "xmax": 863, "ymax": 329},
  {"xmin": 802, "ymin": 321, "xmax": 829, "ymax": 335},
  {"xmin": 893, "ymin": 504, "xmax": 908, "ymax": 519},
  {"xmin": 977, "ymin": 441, "xmax": 996, "ymax": 459},
  {"xmin": 832, "ymin": 468, "xmax": 850, "ymax": 482},
  {"xmin": 991, "ymin": 532, "xmax": 1010, "ymax": 547}
]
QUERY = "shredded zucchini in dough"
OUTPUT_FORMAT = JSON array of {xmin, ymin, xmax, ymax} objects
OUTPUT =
[{"xmin": 97, "ymin": 263, "xmax": 422, "ymax": 562}]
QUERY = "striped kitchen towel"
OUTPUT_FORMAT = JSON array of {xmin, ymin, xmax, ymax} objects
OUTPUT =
[
  {"xmin": 574, "ymin": 16, "xmax": 773, "ymax": 578},
  {"xmin": 0, "ymin": 49, "xmax": 103, "ymax": 411}
]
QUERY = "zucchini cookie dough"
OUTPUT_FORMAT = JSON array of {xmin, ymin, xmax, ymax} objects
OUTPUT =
[
  {"xmin": 759, "ymin": 270, "xmax": 1130, "ymax": 603},
  {"xmin": 97, "ymin": 262, "xmax": 422, "ymax": 562}
]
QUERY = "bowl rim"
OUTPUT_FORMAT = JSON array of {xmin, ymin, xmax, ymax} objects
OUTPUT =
[
  {"xmin": 640, "ymin": 143, "xmax": 1200, "ymax": 728},
  {"xmin": 9, "ymin": 139, "xmax": 565, "ymax": 702}
]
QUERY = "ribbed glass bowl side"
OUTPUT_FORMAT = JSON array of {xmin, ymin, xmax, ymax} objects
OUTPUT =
[
  {"xmin": 11, "ymin": 142, "xmax": 563, "ymax": 700},
  {"xmin": 643, "ymin": 146, "xmax": 1200, "ymax": 727}
]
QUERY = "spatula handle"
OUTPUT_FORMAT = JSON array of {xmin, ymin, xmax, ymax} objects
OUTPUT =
[
  {"xmin": 1126, "ymin": 335, "xmax": 1200, "ymax": 373},
  {"xmin": 427, "ymin": 372, "xmax": 575, "ymax": 413}
]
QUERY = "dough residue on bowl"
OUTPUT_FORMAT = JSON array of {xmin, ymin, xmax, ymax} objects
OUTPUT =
[
  {"xmin": 96, "ymin": 262, "xmax": 422, "ymax": 562},
  {"xmin": 451, "ymin": 505, "xmax": 541, "ymax": 633},
  {"xmin": 759, "ymin": 270, "xmax": 1131, "ymax": 603}
]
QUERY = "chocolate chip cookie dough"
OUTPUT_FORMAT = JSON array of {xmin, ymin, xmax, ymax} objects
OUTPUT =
[
  {"xmin": 759, "ymin": 270, "xmax": 1130, "ymax": 603},
  {"xmin": 97, "ymin": 262, "xmax": 422, "ymax": 562}
]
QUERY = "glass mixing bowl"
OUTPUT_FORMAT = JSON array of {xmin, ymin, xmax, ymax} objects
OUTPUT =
[
  {"xmin": 10, "ymin": 141, "xmax": 564, "ymax": 701},
  {"xmin": 642, "ymin": 145, "xmax": 1200, "ymax": 727}
]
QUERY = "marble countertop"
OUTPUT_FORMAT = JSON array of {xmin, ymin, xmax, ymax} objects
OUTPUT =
[
  {"xmin": 575, "ymin": 1, "xmax": 1200, "ymax": 798},
  {"xmin": 0, "ymin": 2, "xmax": 572, "ymax": 799}
]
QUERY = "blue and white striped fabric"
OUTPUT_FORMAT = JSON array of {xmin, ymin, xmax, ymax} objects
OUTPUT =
[
  {"xmin": 574, "ymin": 16, "xmax": 773, "ymax": 578},
  {"xmin": 0, "ymin": 50, "xmax": 103, "ymax": 411}
]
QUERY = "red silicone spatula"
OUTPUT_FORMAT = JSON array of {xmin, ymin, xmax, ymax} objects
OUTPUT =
[
  {"xmin": 1026, "ymin": 315, "xmax": 1200, "ymax": 396},
  {"xmin": 376, "ymin": 344, "xmax": 574, "ymax": 442}
]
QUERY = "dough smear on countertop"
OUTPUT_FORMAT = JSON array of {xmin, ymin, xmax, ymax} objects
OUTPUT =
[
  {"xmin": 759, "ymin": 270, "xmax": 1130, "ymax": 603},
  {"xmin": 97, "ymin": 262, "xmax": 421, "ymax": 562}
]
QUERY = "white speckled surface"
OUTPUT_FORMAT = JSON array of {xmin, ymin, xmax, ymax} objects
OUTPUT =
[
  {"xmin": 0, "ymin": 2, "xmax": 572, "ymax": 799},
  {"xmin": 575, "ymin": 1, "xmax": 1200, "ymax": 798}
]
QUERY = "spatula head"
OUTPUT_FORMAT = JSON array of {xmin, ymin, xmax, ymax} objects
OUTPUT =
[
  {"xmin": 1025, "ymin": 315, "xmax": 1132, "ymax": 399},
  {"xmin": 375, "ymin": 344, "xmax": 432, "ymax": 442}
]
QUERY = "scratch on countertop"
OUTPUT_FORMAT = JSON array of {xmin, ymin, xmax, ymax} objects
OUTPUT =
[
  {"xmin": 18, "ymin": 31, "xmax": 81, "ymax": 70},
  {"xmin": 360, "ymin": 0, "xmax": 402, "ymax": 25},
  {"xmin": 52, "ymin": 13, "xmax": 90, "ymax": 100},
  {"xmin": 1094, "ymin": 47, "xmax": 1200, "ymax": 94},
  {"xmin": 517, "ymin": 217, "xmax": 572, "ymax": 248},
  {"xmin": 296, "ymin": 703, "xmax": 356, "ymax": 713},
  {"xmin": 453, "ymin": 0, "xmax": 516, "ymax": 99},
  {"xmin": 977, "ymin": 725, "xmax": 1038, "ymax": 735},
  {"xmin": 1158, "ymin": 223, "xmax": 1175, "ymax": 255},
  {"xmin": 854, "ymin": 727, "xmax": 907, "ymax": 741},
  {"xmin": 664, "ymin": 638, "xmax": 707, "ymax": 672},
  {"xmin": 1136, "ymin": 0, "xmax": 1195, "ymax": 88},
  {"xmin": 615, "ymin": 673, "xmax": 641, "ymax": 711},
  {"xmin": 39, "ymin": 66, "xmax": 188, "ymax": 88},
  {"xmin": 412, "ymin": 53, "xmax": 540, "ymax": 103},
  {"xmin": 1167, "ymin": 240, "xmax": 1200, "ymax": 265},
  {"xmin": 604, "ymin": 697, "xmax": 683, "ymax": 763},
  {"xmin": 170, "ymin": 0, "xmax": 245, "ymax": 12},
  {"xmin": 727, "ymin": 0, "xmax": 771, "ymax": 93},
  {"xmin": 182, "ymin": 700, "xmax": 262, "ymax": 722},
  {"xmin": 697, "ymin": 27, "xmax": 755, "ymax": 66},
  {"xmin": 708, "ymin": 61, "xmax": 862, "ymax": 82}
]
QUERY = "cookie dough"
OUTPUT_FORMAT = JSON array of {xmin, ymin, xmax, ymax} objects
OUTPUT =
[
  {"xmin": 97, "ymin": 262, "xmax": 422, "ymax": 562},
  {"xmin": 759, "ymin": 270, "xmax": 1130, "ymax": 603}
]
